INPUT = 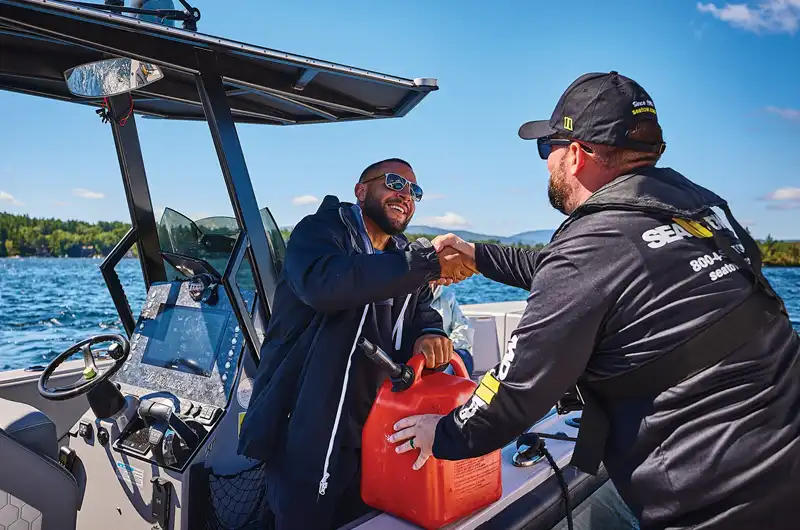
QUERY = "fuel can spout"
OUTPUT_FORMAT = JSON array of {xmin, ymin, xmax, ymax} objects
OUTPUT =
[{"xmin": 357, "ymin": 337, "xmax": 415, "ymax": 392}]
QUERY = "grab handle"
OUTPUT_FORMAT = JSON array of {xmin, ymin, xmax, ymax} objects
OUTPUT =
[{"xmin": 408, "ymin": 351, "xmax": 469, "ymax": 385}]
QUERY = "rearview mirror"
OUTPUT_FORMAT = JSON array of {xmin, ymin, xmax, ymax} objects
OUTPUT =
[{"xmin": 64, "ymin": 57, "xmax": 164, "ymax": 98}]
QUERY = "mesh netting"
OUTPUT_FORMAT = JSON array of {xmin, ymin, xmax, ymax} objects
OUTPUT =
[{"xmin": 198, "ymin": 461, "xmax": 271, "ymax": 530}]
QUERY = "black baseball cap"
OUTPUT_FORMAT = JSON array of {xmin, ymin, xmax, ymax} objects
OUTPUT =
[{"xmin": 518, "ymin": 71, "xmax": 666, "ymax": 154}]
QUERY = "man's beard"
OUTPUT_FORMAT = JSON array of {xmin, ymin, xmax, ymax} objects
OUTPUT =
[
  {"xmin": 547, "ymin": 157, "xmax": 570, "ymax": 215},
  {"xmin": 362, "ymin": 193, "xmax": 410, "ymax": 236}
]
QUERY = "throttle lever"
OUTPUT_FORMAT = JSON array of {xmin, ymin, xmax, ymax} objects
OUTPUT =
[{"xmin": 138, "ymin": 399, "xmax": 199, "ymax": 450}]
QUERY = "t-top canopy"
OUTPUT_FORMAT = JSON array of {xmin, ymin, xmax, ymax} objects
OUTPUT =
[{"xmin": 0, "ymin": 0, "xmax": 438, "ymax": 124}]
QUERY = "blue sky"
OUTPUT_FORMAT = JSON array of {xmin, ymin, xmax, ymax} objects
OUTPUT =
[{"xmin": 1, "ymin": 0, "xmax": 799, "ymax": 239}]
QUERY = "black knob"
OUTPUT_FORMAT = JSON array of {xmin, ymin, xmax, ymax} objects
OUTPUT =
[
  {"xmin": 108, "ymin": 342, "xmax": 125, "ymax": 361},
  {"xmin": 97, "ymin": 426, "xmax": 109, "ymax": 446}
]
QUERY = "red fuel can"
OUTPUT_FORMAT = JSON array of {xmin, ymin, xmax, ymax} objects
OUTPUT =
[{"xmin": 361, "ymin": 354, "xmax": 502, "ymax": 529}]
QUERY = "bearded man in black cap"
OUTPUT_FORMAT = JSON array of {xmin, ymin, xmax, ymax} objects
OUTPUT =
[{"xmin": 390, "ymin": 71, "xmax": 800, "ymax": 530}]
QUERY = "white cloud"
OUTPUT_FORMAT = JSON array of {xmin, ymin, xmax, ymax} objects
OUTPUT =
[
  {"xmin": 291, "ymin": 195, "xmax": 319, "ymax": 206},
  {"xmin": 73, "ymin": 188, "xmax": 105, "ymax": 199},
  {"xmin": 0, "ymin": 190, "xmax": 22, "ymax": 206},
  {"xmin": 766, "ymin": 106, "xmax": 800, "ymax": 121},
  {"xmin": 763, "ymin": 187, "xmax": 800, "ymax": 201},
  {"xmin": 425, "ymin": 212, "xmax": 471, "ymax": 230},
  {"xmin": 697, "ymin": 1, "xmax": 800, "ymax": 34}
]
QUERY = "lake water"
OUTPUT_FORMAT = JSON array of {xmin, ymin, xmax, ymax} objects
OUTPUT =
[{"xmin": 1, "ymin": 258, "xmax": 798, "ymax": 371}]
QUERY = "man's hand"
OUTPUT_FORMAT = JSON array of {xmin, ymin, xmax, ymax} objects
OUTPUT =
[
  {"xmin": 433, "ymin": 233, "xmax": 476, "ymax": 261},
  {"xmin": 389, "ymin": 414, "xmax": 444, "ymax": 470},
  {"xmin": 433, "ymin": 234, "xmax": 477, "ymax": 285},
  {"xmin": 414, "ymin": 334, "xmax": 454, "ymax": 369}
]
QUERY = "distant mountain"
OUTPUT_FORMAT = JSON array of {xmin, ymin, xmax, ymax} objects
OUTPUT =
[
  {"xmin": 406, "ymin": 225, "xmax": 555, "ymax": 245},
  {"xmin": 503, "ymin": 229, "xmax": 555, "ymax": 245},
  {"xmin": 404, "ymin": 225, "xmax": 501, "ymax": 242},
  {"xmin": 282, "ymin": 223, "xmax": 555, "ymax": 245}
]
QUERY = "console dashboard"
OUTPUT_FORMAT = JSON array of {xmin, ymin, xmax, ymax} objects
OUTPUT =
[{"xmin": 109, "ymin": 278, "xmax": 256, "ymax": 470}]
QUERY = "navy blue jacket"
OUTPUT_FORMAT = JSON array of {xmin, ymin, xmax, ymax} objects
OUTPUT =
[{"xmin": 238, "ymin": 195, "xmax": 445, "ymax": 497}]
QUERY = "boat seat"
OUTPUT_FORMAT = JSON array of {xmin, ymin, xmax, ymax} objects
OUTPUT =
[
  {"xmin": 467, "ymin": 315, "xmax": 503, "ymax": 376},
  {"xmin": 0, "ymin": 398, "xmax": 79, "ymax": 530}
]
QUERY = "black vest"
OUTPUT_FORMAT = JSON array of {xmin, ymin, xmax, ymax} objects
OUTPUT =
[{"xmin": 552, "ymin": 166, "xmax": 788, "ymax": 475}]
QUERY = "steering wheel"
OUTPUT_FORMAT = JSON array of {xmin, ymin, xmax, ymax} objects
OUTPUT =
[{"xmin": 38, "ymin": 334, "xmax": 130, "ymax": 401}]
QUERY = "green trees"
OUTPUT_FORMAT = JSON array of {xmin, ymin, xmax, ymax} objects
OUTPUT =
[
  {"xmin": 0, "ymin": 212, "xmax": 797, "ymax": 265},
  {"xmin": 759, "ymin": 235, "xmax": 800, "ymax": 267},
  {"xmin": 0, "ymin": 212, "xmax": 130, "ymax": 257}
]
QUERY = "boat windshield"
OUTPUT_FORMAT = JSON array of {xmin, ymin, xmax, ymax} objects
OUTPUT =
[{"xmin": 156, "ymin": 207, "xmax": 285, "ymax": 291}]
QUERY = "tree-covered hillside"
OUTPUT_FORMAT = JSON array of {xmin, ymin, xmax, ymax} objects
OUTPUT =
[
  {"xmin": 0, "ymin": 212, "xmax": 130, "ymax": 257},
  {"xmin": 2, "ymin": 212, "xmax": 798, "ymax": 266}
]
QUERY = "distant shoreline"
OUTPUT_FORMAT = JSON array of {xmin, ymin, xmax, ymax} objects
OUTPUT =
[
  {"xmin": 2, "ymin": 255, "xmax": 799, "ymax": 268},
  {"xmin": 2, "ymin": 211, "xmax": 799, "ymax": 266}
]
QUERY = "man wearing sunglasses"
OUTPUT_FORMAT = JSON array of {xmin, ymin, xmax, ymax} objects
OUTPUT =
[
  {"xmin": 238, "ymin": 157, "xmax": 477, "ymax": 530},
  {"xmin": 390, "ymin": 71, "xmax": 799, "ymax": 530}
]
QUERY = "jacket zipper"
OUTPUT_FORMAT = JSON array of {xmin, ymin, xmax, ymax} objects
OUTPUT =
[
  {"xmin": 318, "ymin": 206, "xmax": 411, "ymax": 496},
  {"xmin": 319, "ymin": 207, "xmax": 371, "ymax": 497},
  {"xmin": 319, "ymin": 303, "xmax": 370, "ymax": 496}
]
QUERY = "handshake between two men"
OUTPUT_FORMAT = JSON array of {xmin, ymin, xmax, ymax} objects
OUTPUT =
[
  {"xmin": 432, "ymin": 234, "xmax": 478, "ymax": 286},
  {"xmin": 406, "ymin": 233, "xmax": 479, "ymax": 371}
]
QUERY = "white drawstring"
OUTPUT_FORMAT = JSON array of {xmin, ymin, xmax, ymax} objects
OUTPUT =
[{"xmin": 392, "ymin": 293, "xmax": 412, "ymax": 351}]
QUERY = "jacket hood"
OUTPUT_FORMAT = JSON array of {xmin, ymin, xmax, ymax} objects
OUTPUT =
[
  {"xmin": 317, "ymin": 194, "xmax": 411, "ymax": 252},
  {"xmin": 554, "ymin": 167, "xmax": 727, "ymax": 239},
  {"xmin": 317, "ymin": 194, "xmax": 350, "ymax": 213}
]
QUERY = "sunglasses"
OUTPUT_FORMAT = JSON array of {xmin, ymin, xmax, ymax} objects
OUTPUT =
[
  {"xmin": 362, "ymin": 172, "xmax": 424, "ymax": 202},
  {"xmin": 537, "ymin": 137, "xmax": 594, "ymax": 160}
]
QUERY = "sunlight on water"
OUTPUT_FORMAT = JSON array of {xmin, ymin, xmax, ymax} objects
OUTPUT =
[
  {"xmin": 0, "ymin": 258, "xmax": 146, "ymax": 371},
  {"xmin": 0, "ymin": 258, "xmax": 797, "ymax": 371}
]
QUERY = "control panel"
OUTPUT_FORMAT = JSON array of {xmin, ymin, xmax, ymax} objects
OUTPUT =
[
  {"xmin": 113, "ymin": 280, "xmax": 254, "ymax": 409},
  {"xmin": 108, "ymin": 278, "xmax": 256, "ymax": 470}
]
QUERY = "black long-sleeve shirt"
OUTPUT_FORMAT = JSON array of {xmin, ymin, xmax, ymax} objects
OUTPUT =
[{"xmin": 432, "ymin": 208, "xmax": 800, "ymax": 530}]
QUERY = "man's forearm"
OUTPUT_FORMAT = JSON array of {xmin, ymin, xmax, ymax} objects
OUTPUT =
[
  {"xmin": 431, "ymin": 255, "xmax": 606, "ymax": 460},
  {"xmin": 475, "ymin": 243, "xmax": 539, "ymax": 290},
  {"xmin": 291, "ymin": 251, "xmax": 439, "ymax": 312},
  {"xmin": 286, "ymin": 231, "xmax": 442, "ymax": 312}
]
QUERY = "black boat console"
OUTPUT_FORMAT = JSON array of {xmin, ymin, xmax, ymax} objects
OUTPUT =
[{"xmin": 109, "ymin": 278, "xmax": 255, "ymax": 471}]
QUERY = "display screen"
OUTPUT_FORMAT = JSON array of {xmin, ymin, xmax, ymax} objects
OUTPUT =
[{"xmin": 141, "ymin": 305, "xmax": 229, "ymax": 377}]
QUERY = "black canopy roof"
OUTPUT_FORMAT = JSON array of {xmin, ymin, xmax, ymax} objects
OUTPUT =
[{"xmin": 0, "ymin": 0, "xmax": 438, "ymax": 124}]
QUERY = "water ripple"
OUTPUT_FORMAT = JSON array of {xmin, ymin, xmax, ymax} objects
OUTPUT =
[
  {"xmin": 0, "ymin": 258, "xmax": 797, "ymax": 371},
  {"xmin": 0, "ymin": 258, "xmax": 146, "ymax": 370}
]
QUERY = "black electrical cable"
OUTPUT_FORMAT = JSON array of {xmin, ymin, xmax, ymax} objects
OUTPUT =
[
  {"xmin": 515, "ymin": 433, "xmax": 573, "ymax": 530},
  {"xmin": 541, "ymin": 444, "xmax": 573, "ymax": 530}
]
